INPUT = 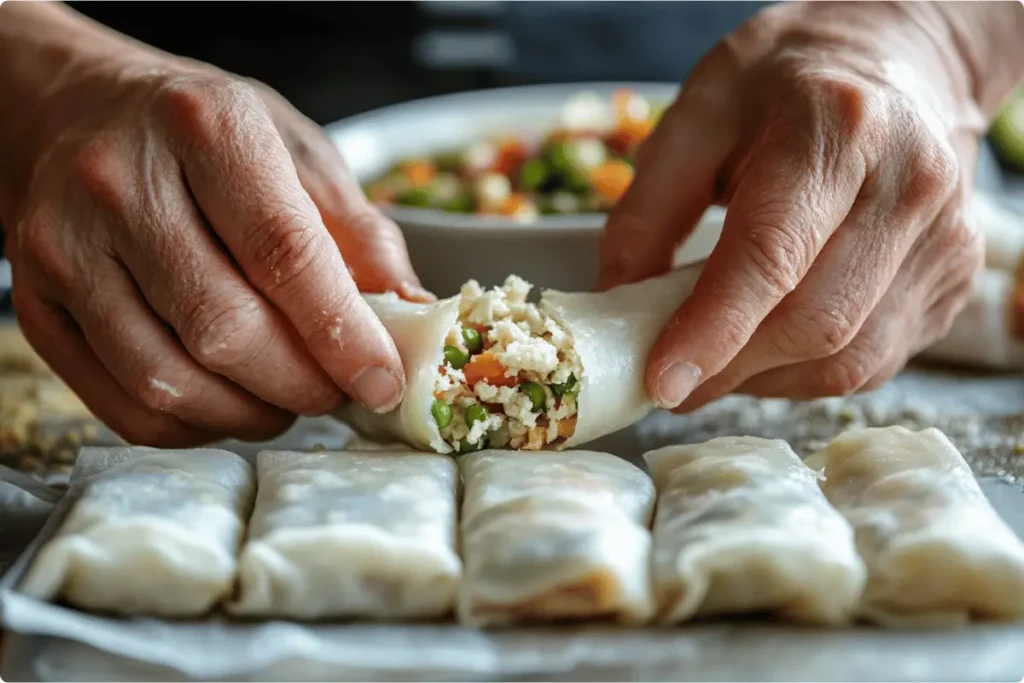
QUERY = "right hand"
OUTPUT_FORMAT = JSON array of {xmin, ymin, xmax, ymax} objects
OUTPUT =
[{"xmin": 5, "ymin": 50, "xmax": 419, "ymax": 447}]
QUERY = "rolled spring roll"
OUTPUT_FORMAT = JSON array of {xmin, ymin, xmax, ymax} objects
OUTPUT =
[
  {"xmin": 806, "ymin": 426, "xmax": 1024, "ymax": 627},
  {"xmin": 20, "ymin": 447, "xmax": 254, "ymax": 617},
  {"xmin": 337, "ymin": 263, "xmax": 703, "ymax": 453},
  {"xmin": 918, "ymin": 268, "xmax": 1024, "ymax": 370},
  {"xmin": 644, "ymin": 437, "xmax": 866, "ymax": 626},
  {"xmin": 229, "ymin": 450, "xmax": 461, "ymax": 620},
  {"xmin": 457, "ymin": 449, "xmax": 656, "ymax": 627}
]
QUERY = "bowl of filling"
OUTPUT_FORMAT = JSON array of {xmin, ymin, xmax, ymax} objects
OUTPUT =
[{"xmin": 327, "ymin": 83, "xmax": 725, "ymax": 297}]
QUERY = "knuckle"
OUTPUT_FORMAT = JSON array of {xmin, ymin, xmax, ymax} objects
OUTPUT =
[
  {"xmin": 736, "ymin": 217, "xmax": 811, "ymax": 297},
  {"xmin": 69, "ymin": 139, "xmax": 130, "ymax": 216},
  {"xmin": 775, "ymin": 299, "xmax": 862, "ymax": 359},
  {"xmin": 818, "ymin": 338, "xmax": 883, "ymax": 396},
  {"xmin": 178, "ymin": 294, "xmax": 264, "ymax": 371},
  {"xmin": 791, "ymin": 69, "xmax": 875, "ymax": 141},
  {"xmin": 904, "ymin": 139, "xmax": 958, "ymax": 207},
  {"xmin": 160, "ymin": 75, "xmax": 260, "ymax": 147},
  {"xmin": 17, "ymin": 213, "xmax": 75, "ymax": 288},
  {"xmin": 244, "ymin": 213, "xmax": 328, "ymax": 293}
]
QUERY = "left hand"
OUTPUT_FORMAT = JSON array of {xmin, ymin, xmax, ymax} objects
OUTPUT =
[{"xmin": 597, "ymin": 1, "xmax": 990, "ymax": 412}]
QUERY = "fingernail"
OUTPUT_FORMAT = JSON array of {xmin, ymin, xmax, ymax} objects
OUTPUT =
[
  {"xmin": 351, "ymin": 365, "xmax": 404, "ymax": 413},
  {"xmin": 654, "ymin": 362, "xmax": 702, "ymax": 410},
  {"xmin": 399, "ymin": 282, "xmax": 437, "ymax": 303}
]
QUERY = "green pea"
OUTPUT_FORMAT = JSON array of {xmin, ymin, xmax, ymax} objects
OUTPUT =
[
  {"xmin": 551, "ymin": 374, "xmax": 578, "ymax": 397},
  {"xmin": 431, "ymin": 400, "xmax": 453, "ymax": 429},
  {"xmin": 547, "ymin": 141, "xmax": 575, "ymax": 173},
  {"xmin": 465, "ymin": 403, "xmax": 489, "ymax": 426},
  {"xmin": 443, "ymin": 192, "xmax": 475, "ymax": 213},
  {"xmin": 458, "ymin": 435, "xmax": 488, "ymax": 453},
  {"xmin": 435, "ymin": 150, "xmax": 464, "ymax": 172},
  {"xmin": 398, "ymin": 186, "xmax": 433, "ymax": 208},
  {"xmin": 461, "ymin": 327, "xmax": 483, "ymax": 352},
  {"xmin": 520, "ymin": 159, "xmax": 548, "ymax": 190},
  {"xmin": 444, "ymin": 344, "xmax": 470, "ymax": 370},
  {"xmin": 521, "ymin": 381, "xmax": 546, "ymax": 412}
]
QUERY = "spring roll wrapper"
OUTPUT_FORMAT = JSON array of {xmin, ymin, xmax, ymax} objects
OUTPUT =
[
  {"xmin": 541, "ymin": 264, "xmax": 702, "ymax": 448},
  {"xmin": 644, "ymin": 437, "xmax": 866, "ymax": 626},
  {"xmin": 229, "ymin": 450, "xmax": 461, "ymax": 620},
  {"xmin": 806, "ymin": 426, "xmax": 1024, "ymax": 627},
  {"xmin": 18, "ymin": 447, "xmax": 255, "ymax": 617},
  {"xmin": 334, "ymin": 294, "xmax": 461, "ymax": 453},
  {"xmin": 457, "ymin": 449, "xmax": 656, "ymax": 627},
  {"xmin": 335, "ymin": 264, "xmax": 703, "ymax": 452},
  {"xmin": 918, "ymin": 268, "xmax": 1024, "ymax": 370}
]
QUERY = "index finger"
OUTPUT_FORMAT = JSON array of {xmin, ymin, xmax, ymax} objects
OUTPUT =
[
  {"xmin": 597, "ymin": 50, "xmax": 739, "ymax": 290},
  {"xmin": 171, "ymin": 79, "xmax": 405, "ymax": 413},
  {"xmin": 646, "ymin": 128, "xmax": 863, "ymax": 410}
]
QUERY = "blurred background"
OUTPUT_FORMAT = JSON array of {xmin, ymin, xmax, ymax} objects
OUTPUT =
[
  {"xmin": 68, "ymin": 1, "xmax": 768, "ymax": 124},
  {"xmin": 66, "ymin": 0, "xmax": 1022, "ymax": 199}
]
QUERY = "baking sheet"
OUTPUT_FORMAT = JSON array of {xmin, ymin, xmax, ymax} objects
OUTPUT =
[{"xmin": 2, "ymin": 366, "xmax": 1024, "ymax": 682}]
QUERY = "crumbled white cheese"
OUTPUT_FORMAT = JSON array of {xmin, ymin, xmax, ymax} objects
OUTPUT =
[
  {"xmin": 475, "ymin": 172, "xmax": 511, "ymax": 212},
  {"xmin": 572, "ymin": 138, "xmax": 607, "ymax": 170},
  {"xmin": 495, "ymin": 338, "xmax": 559, "ymax": 375},
  {"xmin": 463, "ymin": 141, "xmax": 496, "ymax": 173},
  {"xmin": 435, "ymin": 273, "xmax": 584, "ymax": 451},
  {"xmin": 488, "ymin": 319, "xmax": 530, "ymax": 347},
  {"xmin": 466, "ymin": 412, "xmax": 503, "ymax": 445},
  {"xmin": 465, "ymin": 290, "xmax": 511, "ymax": 325},
  {"xmin": 561, "ymin": 91, "xmax": 613, "ymax": 132}
]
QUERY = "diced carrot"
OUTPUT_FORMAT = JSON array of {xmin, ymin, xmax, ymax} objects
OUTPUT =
[
  {"xmin": 590, "ymin": 160, "xmax": 635, "ymax": 204},
  {"xmin": 557, "ymin": 415, "xmax": 578, "ymax": 439},
  {"xmin": 403, "ymin": 160, "xmax": 436, "ymax": 187},
  {"xmin": 612, "ymin": 88, "xmax": 638, "ymax": 122},
  {"xmin": 499, "ymin": 193, "xmax": 531, "ymax": 217},
  {"xmin": 607, "ymin": 117, "xmax": 655, "ymax": 155},
  {"xmin": 463, "ymin": 351, "xmax": 516, "ymax": 387},
  {"xmin": 492, "ymin": 138, "xmax": 527, "ymax": 177}
]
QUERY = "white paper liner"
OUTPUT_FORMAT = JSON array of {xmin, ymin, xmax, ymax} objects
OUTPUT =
[{"xmin": 2, "ymin": 379, "xmax": 1024, "ymax": 681}]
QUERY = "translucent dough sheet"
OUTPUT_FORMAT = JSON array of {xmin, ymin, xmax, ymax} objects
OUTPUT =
[{"xmin": 2, "ymin": 367, "xmax": 1024, "ymax": 682}]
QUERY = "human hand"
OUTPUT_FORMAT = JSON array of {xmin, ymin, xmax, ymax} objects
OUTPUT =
[
  {"xmin": 4, "ymin": 38, "xmax": 426, "ymax": 446},
  {"xmin": 598, "ymin": 1, "xmax": 1004, "ymax": 411}
]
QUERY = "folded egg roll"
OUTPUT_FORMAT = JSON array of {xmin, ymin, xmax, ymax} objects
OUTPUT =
[
  {"xmin": 20, "ymin": 447, "xmax": 255, "ymax": 617},
  {"xmin": 229, "ymin": 450, "xmax": 461, "ymax": 620},
  {"xmin": 806, "ymin": 426, "xmax": 1024, "ymax": 627},
  {"xmin": 644, "ymin": 437, "xmax": 865, "ymax": 626},
  {"xmin": 457, "ymin": 449, "xmax": 656, "ymax": 627}
]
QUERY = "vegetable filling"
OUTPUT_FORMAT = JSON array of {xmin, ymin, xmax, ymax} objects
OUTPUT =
[{"xmin": 432, "ymin": 276, "xmax": 582, "ymax": 452}]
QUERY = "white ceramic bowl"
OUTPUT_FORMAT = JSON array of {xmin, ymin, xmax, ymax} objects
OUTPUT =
[{"xmin": 326, "ymin": 82, "xmax": 724, "ymax": 297}]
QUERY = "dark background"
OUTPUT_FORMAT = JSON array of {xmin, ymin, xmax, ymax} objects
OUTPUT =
[
  {"xmin": 66, "ymin": 1, "xmax": 768, "ymax": 125},
  {"xmin": 66, "ymin": 0, "xmax": 1023, "ymax": 202}
]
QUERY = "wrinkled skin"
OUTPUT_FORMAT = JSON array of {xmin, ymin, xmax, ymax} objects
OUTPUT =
[
  {"xmin": 598, "ymin": 1, "xmax": 1024, "ymax": 413},
  {"xmin": 2, "ymin": 10, "xmax": 431, "ymax": 447}
]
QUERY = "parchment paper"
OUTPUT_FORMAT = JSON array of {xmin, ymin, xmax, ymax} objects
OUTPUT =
[{"xmin": 1, "ymin": 366, "xmax": 1024, "ymax": 682}]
